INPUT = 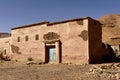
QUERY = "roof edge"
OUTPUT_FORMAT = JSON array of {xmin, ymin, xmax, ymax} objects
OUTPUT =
[
  {"xmin": 11, "ymin": 21, "xmax": 49, "ymax": 30},
  {"xmin": 48, "ymin": 17, "xmax": 87, "ymax": 26},
  {"xmin": 11, "ymin": 17, "xmax": 95, "ymax": 30}
]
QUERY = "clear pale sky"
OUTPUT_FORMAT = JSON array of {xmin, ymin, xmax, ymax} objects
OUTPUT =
[{"xmin": 0, "ymin": 0, "xmax": 120, "ymax": 33}]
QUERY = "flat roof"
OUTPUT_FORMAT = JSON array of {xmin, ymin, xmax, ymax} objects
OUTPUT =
[
  {"xmin": 11, "ymin": 17, "xmax": 98, "ymax": 30},
  {"xmin": 11, "ymin": 21, "xmax": 49, "ymax": 30}
]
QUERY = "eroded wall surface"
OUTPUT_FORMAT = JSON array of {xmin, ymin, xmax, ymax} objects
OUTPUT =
[
  {"xmin": 0, "ymin": 17, "xmax": 102, "ymax": 64},
  {"xmin": 0, "ymin": 37, "xmax": 11, "ymax": 56},
  {"xmin": 11, "ymin": 20, "xmax": 89, "ymax": 64}
]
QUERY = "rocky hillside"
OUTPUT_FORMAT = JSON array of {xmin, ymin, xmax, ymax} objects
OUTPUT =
[{"xmin": 98, "ymin": 14, "xmax": 120, "ymax": 43}]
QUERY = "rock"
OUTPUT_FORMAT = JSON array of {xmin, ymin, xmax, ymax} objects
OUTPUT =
[
  {"xmin": 89, "ymin": 63, "xmax": 120, "ymax": 79},
  {"xmin": 26, "ymin": 61, "xmax": 37, "ymax": 65},
  {"xmin": 89, "ymin": 69, "xmax": 93, "ymax": 72},
  {"xmin": 115, "ymin": 73, "xmax": 120, "ymax": 79}
]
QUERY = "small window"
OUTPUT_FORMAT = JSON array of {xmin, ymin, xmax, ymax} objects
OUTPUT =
[
  {"xmin": 4, "ymin": 48, "xmax": 7, "ymax": 55},
  {"xmin": 119, "ymin": 45, "xmax": 120, "ymax": 52},
  {"xmin": 25, "ymin": 36, "xmax": 29, "ymax": 41},
  {"xmin": 17, "ymin": 37, "xmax": 20, "ymax": 42},
  {"xmin": 35, "ymin": 34, "xmax": 39, "ymax": 40}
]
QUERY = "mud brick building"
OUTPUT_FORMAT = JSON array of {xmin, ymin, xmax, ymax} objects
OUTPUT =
[{"xmin": 0, "ymin": 17, "xmax": 102, "ymax": 64}]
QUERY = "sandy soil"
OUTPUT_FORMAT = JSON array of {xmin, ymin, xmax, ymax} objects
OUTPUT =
[{"xmin": 0, "ymin": 61, "xmax": 115, "ymax": 80}]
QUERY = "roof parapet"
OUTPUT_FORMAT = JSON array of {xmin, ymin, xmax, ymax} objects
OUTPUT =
[
  {"xmin": 11, "ymin": 21, "xmax": 49, "ymax": 30},
  {"xmin": 11, "ymin": 17, "xmax": 97, "ymax": 30}
]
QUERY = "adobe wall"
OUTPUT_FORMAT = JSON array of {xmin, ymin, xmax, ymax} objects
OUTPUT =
[
  {"xmin": 11, "ymin": 19, "xmax": 89, "ymax": 64},
  {"xmin": 48, "ymin": 20, "xmax": 89, "ymax": 64},
  {"xmin": 87, "ymin": 19, "xmax": 117, "ymax": 63},
  {"xmin": 0, "ymin": 37, "xmax": 11, "ymax": 56},
  {"xmin": 88, "ymin": 18, "xmax": 102, "ymax": 63},
  {"xmin": 0, "ymin": 33, "xmax": 11, "ymax": 38},
  {"xmin": 11, "ymin": 24, "xmax": 47, "ymax": 61}
]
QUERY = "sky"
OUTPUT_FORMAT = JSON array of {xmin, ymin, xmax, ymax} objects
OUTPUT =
[{"xmin": 0, "ymin": 0, "xmax": 120, "ymax": 33}]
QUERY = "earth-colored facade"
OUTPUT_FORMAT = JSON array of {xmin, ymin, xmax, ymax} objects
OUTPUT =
[{"xmin": 0, "ymin": 17, "xmax": 102, "ymax": 64}]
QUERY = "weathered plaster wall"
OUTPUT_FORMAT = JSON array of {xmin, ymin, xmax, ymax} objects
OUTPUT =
[
  {"xmin": 11, "ymin": 19, "xmax": 89, "ymax": 64},
  {"xmin": 11, "ymin": 24, "xmax": 47, "ymax": 61},
  {"xmin": 0, "ymin": 37, "xmax": 11, "ymax": 56},
  {"xmin": 48, "ymin": 21, "xmax": 89, "ymax": 64},
  {"xmin": 88, "ymin": 18, "xmax": 102, "ymax": 63},
  {"xmin": 0, "ymin": 33, "xmax": 11, "ymax": 38},
  {"xmin": 10, "ymin": 17, "xmax": 102, "ymax": 64}
]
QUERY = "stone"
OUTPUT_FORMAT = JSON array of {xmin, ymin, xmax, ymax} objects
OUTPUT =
[
  {"xmin": 115, "ymin": 73, "xmax": 120, "ymax": 79},
  {"xmin": 89, "ymin": 63, "xmax": 120, "ymax": 79},
  {"xmin": 26, "ymin": 61, "xmax": 37, "ymax": 65}
]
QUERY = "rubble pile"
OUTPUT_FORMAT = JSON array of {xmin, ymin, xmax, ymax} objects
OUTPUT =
[{"xmin": 89, "ymin": 63, "xmax": 120, "ymax": 79}]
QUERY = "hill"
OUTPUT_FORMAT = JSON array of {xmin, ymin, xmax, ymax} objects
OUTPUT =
[{"xmin": 98, "ymin": 14, "xmax": 120, "ymax": 43}]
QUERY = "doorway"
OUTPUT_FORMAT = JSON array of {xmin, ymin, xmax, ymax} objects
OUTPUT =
[
  {"xmin": 49, "ymin": 47, "xmax": 56, "ymax": 62},
  {"xmin": 45, "ymin": 46, "xmax": 56, "ymax": 63}
]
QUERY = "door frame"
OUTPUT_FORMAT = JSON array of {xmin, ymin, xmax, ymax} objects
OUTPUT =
[
  {"xmin": 44, "ymin": 41, "xmax": 61, "ymax": 63},
  {"xmin": 45, "ymin": 45, "xmax": 56, "ymax": 63}
]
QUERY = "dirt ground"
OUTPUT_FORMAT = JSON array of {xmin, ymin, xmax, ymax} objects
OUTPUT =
[{"xmin": 0, "ymin": 61, "xmax": 117, "ymax": 80}]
